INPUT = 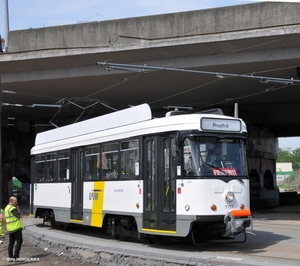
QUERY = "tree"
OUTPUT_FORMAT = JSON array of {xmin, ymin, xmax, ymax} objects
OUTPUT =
[
  {"xmin": 277, "ymin": 148, "xmax": 300, "ymax": 171},
  {"xmin": 291, "ymin": 148, "xmax": 300, "ymax": 170},
  {"xmin": 277, "ymin": 148, "xmax": 292, "ymax": 162}
]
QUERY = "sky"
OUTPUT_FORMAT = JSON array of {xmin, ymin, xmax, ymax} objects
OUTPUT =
[
  {"xmin": 1, "ymin": 0, "xmax": 300, "ymax": 149},
  {"xmin": 278, "ymin": 137, "xmax": 300, "ymax": 151}
]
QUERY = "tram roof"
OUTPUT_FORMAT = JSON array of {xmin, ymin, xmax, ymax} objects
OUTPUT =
[
  {"xmin": 31, "ymin": 103, "xmax": 247, "ymax": 155},
  {"xmin": 35, "ymin": 103, "xmax": 152, "ymax": 146}
]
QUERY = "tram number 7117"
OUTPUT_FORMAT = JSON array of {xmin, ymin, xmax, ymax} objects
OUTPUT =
[{"xmin": 225, "ymin": 205, "xmax": 234, "ymax": 209}]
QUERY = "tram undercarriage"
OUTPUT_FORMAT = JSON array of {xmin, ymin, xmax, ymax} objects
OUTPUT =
[
  {"xmin": 40, "ymin": 209, "xmax": 252, "ymax": 246},
  {"xmin": 190, "ymin": 212, "xmax": 253, "ymax": 245},
  {"xmin": 107, "ymin": 216, "xmax": 140, "ymax": 240}
]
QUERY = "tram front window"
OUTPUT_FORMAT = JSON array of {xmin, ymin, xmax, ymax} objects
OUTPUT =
[{"xmin": 183, "ymin": 136, "xmax": 247, "ymax": 177}]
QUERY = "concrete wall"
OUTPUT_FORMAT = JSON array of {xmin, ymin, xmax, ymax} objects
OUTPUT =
[
  {"xmin": 277, "ymin": 162, "xmax": 293, "ymax": 172},
  {"xmin": 247, "ymin": 124, "xmax": 279, "ymax": 208},
  {"xmin": 7, "ymin": 2, "xmax": 300, "ymax": 53}
]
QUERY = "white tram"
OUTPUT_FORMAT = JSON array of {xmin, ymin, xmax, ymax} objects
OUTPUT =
[{"xmin": 30, "ymin": 103, "xmax": 252, "ymax": 244}]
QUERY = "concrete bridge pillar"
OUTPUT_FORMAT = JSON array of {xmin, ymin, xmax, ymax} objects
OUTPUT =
[
  {"xmin": 247, "ymin": 125, "xmax": 279, "ymax": 209},
  {"xmin": 1, "ymin": 128, "xmax": 32, "ymax": 208}
]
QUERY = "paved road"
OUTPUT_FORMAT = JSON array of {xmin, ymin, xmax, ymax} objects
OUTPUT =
[{"xmin": 21, "ymin": 205, "xmax": 300, "ymax": 266}]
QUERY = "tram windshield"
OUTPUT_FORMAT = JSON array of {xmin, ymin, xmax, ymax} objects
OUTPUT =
[{"xmin": 183, "ymin": 136, "xmax": 247, "ymax": 178}]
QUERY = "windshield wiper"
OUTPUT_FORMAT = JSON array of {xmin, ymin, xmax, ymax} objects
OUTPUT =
[{"xmin": 232, "ymin": 177, "xmax": 244, "ymax": 183}]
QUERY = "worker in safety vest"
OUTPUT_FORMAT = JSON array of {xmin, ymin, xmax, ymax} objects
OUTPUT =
[
  {"xmin": 4, "ymin": 196, "xmax": 23, "ymax": 261},
  {"xmin": 210, "ymin": 144, "xmax": 226, "ymax": 167}
]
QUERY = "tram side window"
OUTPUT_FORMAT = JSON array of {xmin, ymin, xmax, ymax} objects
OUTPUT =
[
  {"xmin": 45, "ymin": 153, "xmax": 57, "ymax": 182},
  {"xmin": 35, "ymin": 155, "xmax": 45, "ymax": 182},
  {"xmin": 163, "ymin": 139, "xmax": 170, "ymax": 211},
  {"xmin": 163, "ymin": 138, "xmax": 176, "ymax": 212},
  {"xmin": 120, "ymin": 139, "xmax": 139, "ymax": 179},
  {"xmin": 146, "ymin": 140, "xmax": 155, "ymax": 212},
  {"xmin": 102, "ymin": 143, "xmax": 119, "ymax": 179},
  {"xmin": 58, "ymin": 151, "xmax": 69, "ymax": 181},
  {"xmin": 183, "ymin": 139, "xmax": 196, "ymax": 176},
  {"xmin": 85, "ymin": 145, "xmax": 100, "ymax": 180}
]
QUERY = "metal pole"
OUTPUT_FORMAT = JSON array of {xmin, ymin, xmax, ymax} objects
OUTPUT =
[
  {"xmin": 4, "ymin": 0, "xmax": 9, "ymax": 52},
  {"xmin": 234, "ymin": 103, "xmax": 239, "ymax": 118},
  {"xmin": 97, "ymin": 62, "xmax": 300, "ymax": 85}
]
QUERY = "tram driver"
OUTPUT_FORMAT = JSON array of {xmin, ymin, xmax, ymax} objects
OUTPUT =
[{"xmin": 209, "ymin": 144, "xmax": 226, "ymax": 167}]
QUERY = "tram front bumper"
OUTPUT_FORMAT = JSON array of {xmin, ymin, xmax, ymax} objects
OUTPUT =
[{"xmin": 224, "ymin": 209, "xmax": 252, "ymax": 236}]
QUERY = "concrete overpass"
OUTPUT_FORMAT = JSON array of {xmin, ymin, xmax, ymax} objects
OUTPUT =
[{"xmin": 1, "ymin": 1, "xmax": 300, "ymax": 207}]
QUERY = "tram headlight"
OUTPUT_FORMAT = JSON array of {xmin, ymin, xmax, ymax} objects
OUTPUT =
[
  {"xmin": 225, "ymin": 191, "xmax": 235, "ymax": 202},
  {"xmin": 185, "ymin": 204, "xmax": 190, "ymax": 211}
]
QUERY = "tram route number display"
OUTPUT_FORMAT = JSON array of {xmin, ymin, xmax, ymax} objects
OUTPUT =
[{"xmin": 212, "ymin": 168, "xmax": 238, "ymax": 176}]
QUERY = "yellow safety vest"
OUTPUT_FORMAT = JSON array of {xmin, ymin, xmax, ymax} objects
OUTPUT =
[
  {"xmin": 210, "ymin": 155, "xmax": 226, "ymax": 166},
  {"xmin": 4, "ymin": 205, "xmax": 22, "ymax": 233},
  {"xmin": 0, "ymin": 209, "xmax": 3, "ymax": 235}
]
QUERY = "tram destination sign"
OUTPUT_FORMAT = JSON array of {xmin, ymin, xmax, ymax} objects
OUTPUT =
[{"xmin": 201, "ymin": 118, "xmax": 241, "ymax": 132}]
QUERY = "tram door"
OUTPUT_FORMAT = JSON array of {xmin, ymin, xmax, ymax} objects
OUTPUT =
[
  {"xmin": 70, "ymin": 148, "xmax": 84, "ymax": 221},
  {"xmin": 143, "ymin": 136, "xmax": 176, "ymax": 231}
]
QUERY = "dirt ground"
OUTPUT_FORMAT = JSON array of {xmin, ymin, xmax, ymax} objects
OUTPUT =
[{"xmin": 0, "ymin": 234, "xmax": 92, "ymax": 266}]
